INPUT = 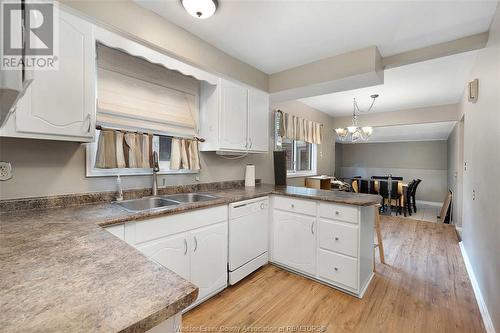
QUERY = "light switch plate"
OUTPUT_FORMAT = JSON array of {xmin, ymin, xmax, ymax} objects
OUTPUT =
[{"xmin": 0, "ymin": 162, "xmax": 12, "ymax": 180}]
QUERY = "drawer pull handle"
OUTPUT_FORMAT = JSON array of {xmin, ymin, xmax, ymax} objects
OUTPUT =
[
  {"xmin": 334, "ymin": 236, "xmax": 339, "ymax": 241},
  {"xmin": 291, "ymin": 204, "xmax": 295, "ymax": 208},
  {"xmin": 183, "ymin": 239, "xmax": 188, "ymax": 255},
  {"xmin": 311, "ymin": 221, "xmax": 314, "ymax": 235},
  {"xmin": 334, "ymin": 267, "xmax": 339, "ymax": 271},
  {"xmin": 335, "ymin": 211, "xmax": 340, "ymax": 215},
  {"xmin": 194, "ymin": 236, "xmax": 198, "ymax": 253}
]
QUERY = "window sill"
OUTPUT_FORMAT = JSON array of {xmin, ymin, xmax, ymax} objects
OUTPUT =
[
  {"xmin": 86, "ymin": 169, "xmax": 199, "ymax": 178},
  {"xmin": 287, "ymin": 171, "xmax": 317, "ymax": 179}
]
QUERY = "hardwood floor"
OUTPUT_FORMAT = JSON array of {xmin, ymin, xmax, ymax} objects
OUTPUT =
[{"xmin": 183, "ymin": 216, "xmax": 485, "ymax": 333}]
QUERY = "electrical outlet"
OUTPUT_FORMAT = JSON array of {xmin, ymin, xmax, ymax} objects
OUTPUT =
[{"xmin": 0, "ymin": 162, "xmax": 12, "ymax": 181}]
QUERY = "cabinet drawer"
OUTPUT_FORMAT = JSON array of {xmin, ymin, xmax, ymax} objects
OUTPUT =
[
  {"xmin": 319, "ymin": 203, "xmax": 358, "ymax": 224},
  {"xmin": 318, "ymin": 249, "xmax": 358, "ymax": 290},
  {"xmin": 131, "ymin": 206, "xmax": 227, "ymax": 244},
  {"xmin": 319, "ymin": 220, "xmax": 358, "ymax": 257},
  {"xmin": 273, "ymin": 196, "xmax": 316, "ymax": 216}
]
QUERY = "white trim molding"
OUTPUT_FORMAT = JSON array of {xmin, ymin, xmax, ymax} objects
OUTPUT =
[{"xmin": 459, "ymin": 242, "xmax": 496, "ymax": 333}]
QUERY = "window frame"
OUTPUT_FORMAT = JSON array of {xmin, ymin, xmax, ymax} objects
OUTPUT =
[
  {"xmin": 85, "ymin": 130, "xmax": 199, "ymax": 177},
  {"xmin": 285, "ymin": 140, "xmax": 318, "ymax": 178}
]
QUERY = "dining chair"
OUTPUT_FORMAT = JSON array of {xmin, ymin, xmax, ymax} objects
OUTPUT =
[
  {"xmin": 379, "ymin": 181, "xmax": 401, "ymax": 215},
  {"xmin": 359, "ymin": 179, "xmax": 369, "ymax": 194},
  {"xmin": 411, "ymin": 179, "xmax": 422, "ymax": 212},
  {"xmin": 405, "ymin": 180, "xmax": 417, "ymax": 215},
  {"xmin": 369, "ymin": 180, "xmax": 379, "ymax": 195},
  {"xmin": 351, "ymin": 179, "xmax": 359, "ymax": 193}
]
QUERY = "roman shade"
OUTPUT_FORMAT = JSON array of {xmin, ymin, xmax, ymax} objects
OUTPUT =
[
  {"xmin": 96, "ymin": 44, "xmax": 199, "ymax": 137},
  {"xmin": 278, "ymin": 110, "xmax": 323, "ymax": 144}
]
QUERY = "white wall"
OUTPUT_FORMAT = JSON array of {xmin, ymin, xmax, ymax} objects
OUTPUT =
[
  {"xmin": 447, "ymin": 119, "xmax": 464, "ymax": 227},
  {"xmin": 460, "ymin": 4, "xmax": 500, "ymax": 331},
  {"xmin": 337, "ymin": 141, "xmax": 447, "ymax": 202}
]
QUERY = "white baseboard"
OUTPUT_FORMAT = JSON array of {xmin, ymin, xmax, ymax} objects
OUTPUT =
[
  {"xmin": 455, "ymin": 226, "xmax": 463, "ymax": 239},
  {"xmin": 459, "ymin": 242, "xmax": 496, "ymax": 333},
  {"xmin": 416, "ymin": 200, "xmax": 442, "ymax": 207}
]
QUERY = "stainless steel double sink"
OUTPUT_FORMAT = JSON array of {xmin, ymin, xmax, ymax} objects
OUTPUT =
[{"xmin": 115, "ymin": 193, "xmax": 219, "ymax": 213}]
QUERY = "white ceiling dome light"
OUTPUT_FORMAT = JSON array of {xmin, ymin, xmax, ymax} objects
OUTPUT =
[{"xmin": 181, "ymin": 0, "xmax": 218, "ymax": 19}]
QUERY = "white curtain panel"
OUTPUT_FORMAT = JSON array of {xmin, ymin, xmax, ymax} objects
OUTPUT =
[{"xmin": 280, "ymin": 111, "xmax": 323, "ymax": 144}]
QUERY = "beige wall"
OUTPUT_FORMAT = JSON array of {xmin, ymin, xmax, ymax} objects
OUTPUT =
[
  {"xmin": 337, "ymin": 141, "xmax": 448, "ymax": 202},
  {"xmin": 61, "ymin": 0, "xmax": 268, "ymax": 91},
  {"xmin": 460, "ymin": 4, "xmax": 500, "ymax": 331},
  {"xmin": 447, "ymin": 120, "xmax": 464, "ymax": 227},
  {"xmin": 0, "ymin": 101, "xmax": 335, "ymax": 200}
]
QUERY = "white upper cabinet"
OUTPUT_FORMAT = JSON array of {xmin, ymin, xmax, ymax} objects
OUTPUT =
[
  {"xmin": 219, "ymin": 80, "xmax": 248, "ymax": 150},
  {"xmin": 248, "ymin": 88, "xmax": 269, "ymax": 152},
  {"xmin": 200, "ymin": 78, "xmax": 269, "ymax": 153},
  {"xmin": 13, "ymin": 9, "xmax": 96, "ymax": 142}
]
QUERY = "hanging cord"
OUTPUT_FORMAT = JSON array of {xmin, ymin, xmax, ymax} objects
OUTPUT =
[{"xmin": 218, "ymin": 138, "xmax": 253, "ymax": 160}]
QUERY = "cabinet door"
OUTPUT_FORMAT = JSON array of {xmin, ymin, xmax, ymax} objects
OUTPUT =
[
  {"xmin": 136, "ymin": 233, "xmax": 190, "ymax": 281},
  {"xmin": 272, "ymin": 210, "xmax": 316, "ymax": 275},
  {"xmin": 16, "ymin": 10, "xmax": 95, "ymax": 141},
  {"xmin": 248, "ymin": 89, "xmax": 269, "ymax": 152},
  {"xmin": 219, "ymin": 79, "xmax": 248, "ymax": 150},
  {"xmin": 190, "ymin": 222, "xmax": 228, "ymax": 301}
]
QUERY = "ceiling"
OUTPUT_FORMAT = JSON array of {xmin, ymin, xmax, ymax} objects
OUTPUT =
[
  {"xmin": 300, "ymin": 51, "xmax": 478, "ymax": 116},
  {"xmin": 134, "ymin": 0, "xmax": 498, "ymax": 74},
  {"xmin": 337, "ymin": 121, "xmax": 456, "ymax": 144}
]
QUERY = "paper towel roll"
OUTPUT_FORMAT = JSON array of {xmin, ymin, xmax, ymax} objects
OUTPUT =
[{"xmin": 245, "ymin": 164, "xmax": 255, "ymax": 187}]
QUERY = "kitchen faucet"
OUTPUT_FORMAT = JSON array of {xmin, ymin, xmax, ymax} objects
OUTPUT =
[{"xmin": 152, "ymin": 151, "xmax": 160, "ymax": 196}]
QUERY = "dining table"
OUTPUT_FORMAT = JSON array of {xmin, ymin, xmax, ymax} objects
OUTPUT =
[{"xmin": 346, "ymin": 177, "xmax": 409, "ymax": 216}]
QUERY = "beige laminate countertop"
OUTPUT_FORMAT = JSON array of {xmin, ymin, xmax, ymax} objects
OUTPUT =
[{"xmin": 0, "ymin": 185, "xmax": 380, "ymax": 333}]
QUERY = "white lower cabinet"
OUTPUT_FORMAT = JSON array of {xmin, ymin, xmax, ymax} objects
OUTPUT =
[
  {"xmin": 123, "ymin": 206, "xmax": 228, "ymax": 307},
  {"xmin": 190, "ymin": 223, "xmax": 228, "ymax": 300},
  {"xmin": 137, "ymin": 233, "xmax": 191, "ymax": 281},
  {"xmin": 272, "ymin": 210, "xmax": 316, "ymax": 275},
  {"xmin": 270, "ymin": 195, "xmax": 375, "ymax": 298}
]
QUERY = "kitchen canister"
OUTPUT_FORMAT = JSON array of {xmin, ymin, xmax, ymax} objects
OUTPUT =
[{"xmin": 245, "ymin": 164, "xmax": 256, "ymax": 187}]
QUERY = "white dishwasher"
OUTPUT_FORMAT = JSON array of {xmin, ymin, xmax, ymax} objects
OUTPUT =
[{"xmin": 228, "ymin": 196, "xmax": 269, "ymax": 285}]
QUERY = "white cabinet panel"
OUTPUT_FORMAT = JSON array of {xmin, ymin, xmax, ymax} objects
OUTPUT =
[
  {"xmin": 248, "ymin": 89, "xmax": 269, "ymax": 152},
  {"xmin": 273, "ymin": 196, "xmax": 317, "ymax": 216},
  {"xmin": 318, "ymin": 249, "xmax": 358, "ymax": 290},
  {"xmin": 318, "ymin": 220, "xmax": 358, "ymax": 257},
  {"xmin": 219, "ymin": 80, "xmax": 248, "ymax": 150},
  {"xmin": 105, "ymin": 224, "xmax": 125, "ymax": 240},
  {"xmin": 137, "ymin": 233, "xmax": 190, "ymax": 281},
  {"xmin": 190, "ymin": 222, "xmax": 228, "ymax": 300},
  {"xmin": 319, "ymin": 203, "xmax": 359, "ymax": 224},
  {"xmin": 272, "ymin": 210, "xmax": 316, "ymax": 275},
  {"xmin": 16, "ymin": 10, "xmax": 95, "ymax": 141}
]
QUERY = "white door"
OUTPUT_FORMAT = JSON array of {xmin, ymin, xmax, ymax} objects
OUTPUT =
[
  {"xmin": 16, "ymin": 10, "xmax": 95, "ymax": 141},
  {"xmin": 190, "ymin": 222, "xmax": 228, "ymax": 301},
  {"xmin": 137, "ymin": 233, "xmax": 190, "ymax": 281},
  {"xmin": 229, "ymin": 199, "xmax": 268, "ymax": 271},
  {"xmin": 272, "ymin": 210, "xmax": 316, "ymax": 275},
  {"xmin": 248, "ymin": 89, "xmax": 269, "ymax": 152},
  {"xmin": 219, "ymin": 79, "xmax": 248, "ymax": 150}
]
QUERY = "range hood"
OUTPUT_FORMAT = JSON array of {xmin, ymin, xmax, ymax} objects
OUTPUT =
[
  {"xmin": 0, "ymin": 68, "xmax": 32, "ymax": 127},
  {"xmin": 0, "ymin": 0, "xmax": 31, "ymax": 128}
]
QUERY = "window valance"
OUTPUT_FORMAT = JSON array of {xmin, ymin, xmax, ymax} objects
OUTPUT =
[
  {"xmin": 96, "ymin": 44, "xmax": 199, "ymax": 138},
  {"xmin": 277, "ymin": 110, "xmax": 323, "ymax": 144}
]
